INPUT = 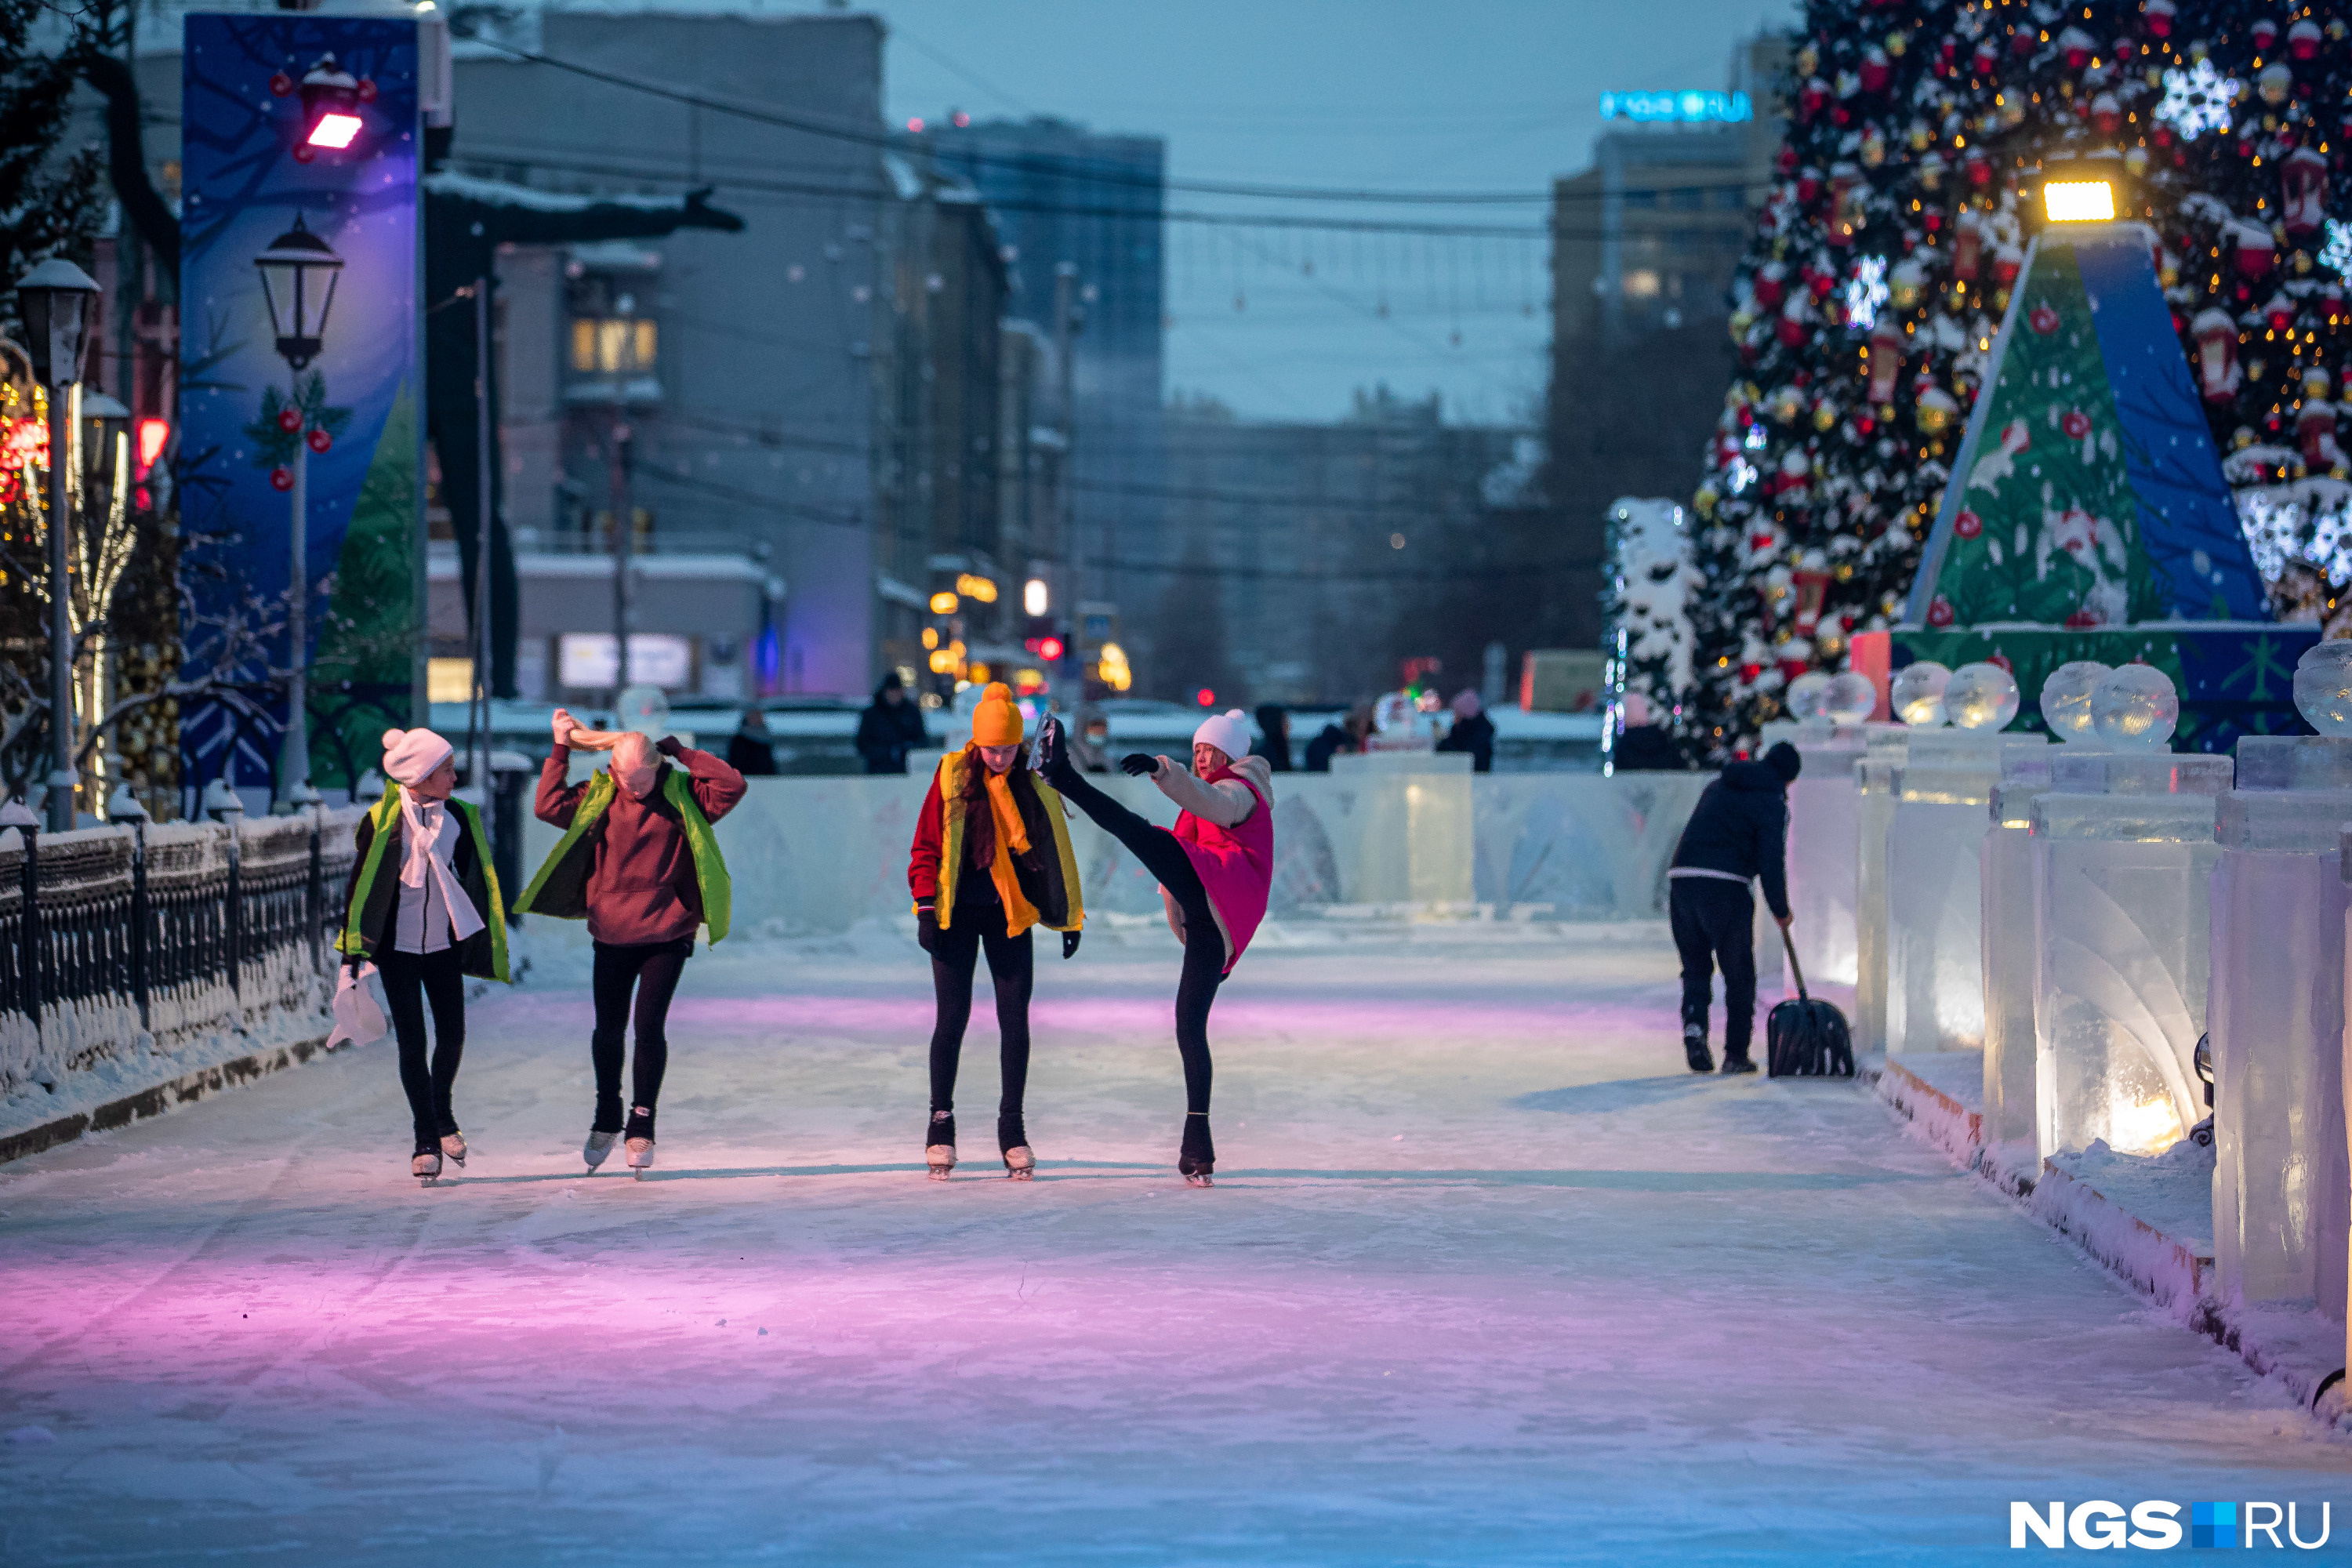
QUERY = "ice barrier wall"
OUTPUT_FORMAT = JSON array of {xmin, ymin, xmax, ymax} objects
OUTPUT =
[
  {"xmin": 517, "ymin": 764, "xmax": 1722, "ymax": 940},
  {"xmin": 1782, "ymin": 728, "xmax": 1863, "ymax": 1012},
  {"xmin": 1852, "ymin": 730, "xmax": 1910, "ymax": 1051},
  {"xmin": 2031, "ymin": 754, "xmax": 2230, "ymax": 1163},
  {"xmin": 1980, "ymin": 745, "xmax": 2066, "ymax": 1154},
  {"xmin": 2208, "ymin": 738, "xmax": 2352, "ymax": 1324}
]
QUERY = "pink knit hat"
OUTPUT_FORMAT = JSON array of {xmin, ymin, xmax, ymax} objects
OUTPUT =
[{"xmin": 380, "ymin": 727, "xmax": 452, "ymax": 788}]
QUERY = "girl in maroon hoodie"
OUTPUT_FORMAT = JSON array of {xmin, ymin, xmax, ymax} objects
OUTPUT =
[{"xmin": 519, "ymin": 710, "xmax": 746, "ymax": 1175}]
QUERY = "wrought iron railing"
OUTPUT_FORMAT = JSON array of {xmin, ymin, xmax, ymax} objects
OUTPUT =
[{"xmin": 0, "ymin": 809, "xmax": 360, "ymax": 1100}]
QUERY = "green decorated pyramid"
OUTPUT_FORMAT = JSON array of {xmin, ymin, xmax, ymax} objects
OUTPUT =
[{"xmin": 1889, "ymin": 222, "xmax": 2310, "ymax": 752}]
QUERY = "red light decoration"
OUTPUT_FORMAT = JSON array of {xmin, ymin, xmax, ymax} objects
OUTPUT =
[
  {"xmin": 1038, "ymin": 637, "xmax": 1064, "ymax": 662},
  {"xmin": 1196, "ymin": 688, "xmax": 1215, "ymax": 708},
  {"xmin": 134, "ymin": 417, "xmax": 169, "ymax": 477}
]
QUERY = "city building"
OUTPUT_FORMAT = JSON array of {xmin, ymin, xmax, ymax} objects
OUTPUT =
[
  {"xmin": 1544, "ymin": 33, "xmax": 1791, "ymax": 651},
  {"xmin": 1156, "ymin": 388, "xmax": 1532, "ymax": 705},
  {"xmin": 929, "ymin": 114, "xmax": 1166, "ymax": 661}
]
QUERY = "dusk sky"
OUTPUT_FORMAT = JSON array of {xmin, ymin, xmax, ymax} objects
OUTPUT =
[{"xmin": 853, "ymin": 0, "xmax": 1801, "ymax": 424}]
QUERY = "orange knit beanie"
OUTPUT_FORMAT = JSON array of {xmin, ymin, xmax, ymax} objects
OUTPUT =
[{"xmin": 971, "ymin": 681, "xmax": 1025, "ymax": 746}]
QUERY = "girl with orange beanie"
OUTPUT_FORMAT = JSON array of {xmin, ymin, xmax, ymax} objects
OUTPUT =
[{"xmin": 906, "ymin": 683, "xmax": 1086, "ymax": 1179}]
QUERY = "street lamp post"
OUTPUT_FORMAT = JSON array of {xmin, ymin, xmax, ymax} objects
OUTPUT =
[
  {"xmin": 253, "ymin": 215, "xmax": 343, "ymax": 811},
  {"xmin": 16, "ymin": 257, "xmax": 102, "ymax": 833}
]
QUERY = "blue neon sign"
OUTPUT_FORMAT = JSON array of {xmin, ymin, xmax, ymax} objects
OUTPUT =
[{"xmin": 1599, "ymin": 90, "xmax": 1753, "ymax": 124}]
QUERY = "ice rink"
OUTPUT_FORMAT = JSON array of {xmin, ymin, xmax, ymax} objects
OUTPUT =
[{"xmin": 2, "ymin": 920, "xmax": 2344, "ymax": 1565}]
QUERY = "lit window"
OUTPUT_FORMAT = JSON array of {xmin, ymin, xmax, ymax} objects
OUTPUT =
[
  {"xmin": 572, "ymin": 317, "xmax": 659, "ymax": 376},
  {"xmin": 1622, "ymin": 268, "xmax": 1661, "ymax": 299}
]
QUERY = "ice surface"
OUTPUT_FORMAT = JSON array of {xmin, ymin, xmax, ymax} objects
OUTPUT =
[
  {"xmin": 2209, "ymin": 848, "xmax": 2350, "ymax": 1321},
  {"xmin": 0, "ymin": 923, "xmax": 2338, "ymax": 1566},
  {"xmin": 2293, "ymin": 637, "xmax": 2352, "ymax": 735},
  {"xmin": 2040, "ymin": 660, "xmax": 2114, "ymax": 742},
  {"xmin": 2032, "ymin": 790, "xmax": 2220, "ymax": 1159},
  {"xmin": 2092, "ymin": 664, "xmax": 2181, "ymax": 750},
  {"xmin": 2234, "ymin": 734, "xmax": 2352, "ymax": 791},
  {"xmin": 1853, "ymin": 746, "xmax": 1907, "ymax": 1051},
  {"xmin": 1891, "ymin": 661, "xmax": 1951, "ymax": 727},
  {"xmin": 1944, "ymin": 662, "xmax": 2020, "ymax": 731},
  {"xmin": 1784, "ymin": 739, "xmax": 1861, "ymax": 1000},
  {"xmin": 2216, "ymin": 789, "xmax": 2352, "ymax": 851}
]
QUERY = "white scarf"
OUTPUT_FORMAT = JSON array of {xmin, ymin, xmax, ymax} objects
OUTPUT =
[{"xmin": 396, "ymin": 791, "xmax": 485, "ymax": 943}]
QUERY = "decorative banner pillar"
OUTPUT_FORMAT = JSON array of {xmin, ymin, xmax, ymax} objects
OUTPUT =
[{"xmin": 179, "ymin": 10, "xmax": 423, "ymax": 811}]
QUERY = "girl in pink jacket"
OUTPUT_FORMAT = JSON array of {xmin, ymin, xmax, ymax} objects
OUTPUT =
[{"xmin": 1040, "ymin": 709, "xmax": 1272, "ymax": 1185}]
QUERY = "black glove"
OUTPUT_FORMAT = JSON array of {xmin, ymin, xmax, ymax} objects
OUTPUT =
[
  {"xmin": 916, "ymin": 906, "xmax": 939, "ymax": 954},
  {"xmin": 1119, "ymin": 753, "xmax": 1158, "ymax": 777},
  {"xmin": 1062, "ymin": 930, "xmax": 1082, "ymax": 960}
]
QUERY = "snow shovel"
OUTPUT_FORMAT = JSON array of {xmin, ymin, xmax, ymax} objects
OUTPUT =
[{"xmin": 1766, "ymin": 926, "xmax": 1853, "ymax": 1079}]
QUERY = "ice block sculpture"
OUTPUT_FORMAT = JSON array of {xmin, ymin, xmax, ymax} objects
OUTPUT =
[
  {"xmin": 1981, "ymin": 743, "xmax": 2059, "ymax": 1152},
  {"xmin": 1886, "ymin": 729, "xmax": 2013, "ymax": 1054},
  {"xmin": 1852, "ymin": 725, "xmax": 1910, "ymax": 1051},
  {"xmin": 2032, "ymin": 734, "xmax": 2233, "ymax": 1160},
  {"xmin": 2208, "ymin": 648, "xmax": 2352, "ymax": 1322},
  {"xmin": 1782, "ymin": 728, "xmax": 1864, "ymax": 1009}
]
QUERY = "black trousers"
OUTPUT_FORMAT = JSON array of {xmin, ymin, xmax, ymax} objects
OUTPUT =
[
  {"xmin": 377, "ymin": 948, "xmax": 466, "ymax": 1151},
  {"xmin": 590, "ymin": 937, "xmax": 693, "ymax": 1131},
  {"xmin": 1669, "ymin": 877, "xmax": 1758, "ymax": 1058},
  {"xmin": 928, "ymin": 892, "xmax": 1034, "ymax": 1125},
  {"xmin": 1049, "ymin": 768, "xmax": 1223, "ymax": 1128}
]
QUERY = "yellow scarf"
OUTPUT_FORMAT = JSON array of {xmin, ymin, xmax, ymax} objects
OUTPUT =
[{"xmin": 980, "ymin": 768, "xmax": 1042, "ymax": 935}]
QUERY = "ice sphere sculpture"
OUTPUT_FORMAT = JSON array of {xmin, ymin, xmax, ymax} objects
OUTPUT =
[
  {"xmin": 1784, "ymin": 671, "xmax": 1833, "ymax": 721},
  {"xmin": 2293, "ymin": 638, "xmax": 2352, "ymax": 735},
  {"xmin": 2040, "ymin": 660, "xmax": 2113, "ymax": 741},
  {"xmin": 1822, "ymin": 671, "xmax": 1878, "ymax": 724},
  {"xmin": 1944, "ymin": 662, "xmax": 2020, "ymax": 731},
  {"xmin": 1891, "ymin": 661, "xmax": 1951, "ymax": 727},
  {"xmin": 2090, "ymin": 664, "xmax": 2179, "ymax": 750}
]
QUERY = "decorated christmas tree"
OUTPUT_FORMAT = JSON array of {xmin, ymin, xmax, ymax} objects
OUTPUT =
[{"xmin": 1664, "ymin": 0, "xmax": 2352, "ymax": 760}]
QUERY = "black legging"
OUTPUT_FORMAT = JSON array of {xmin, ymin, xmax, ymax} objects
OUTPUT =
[
  {"xmin": 590, "ymin": 937, "xmax": 692, "ymax": 1131},
  {"xmin": 927, "ymin": 891, "xmax": 1035, "ymax": 1129},
  {"xmin": 377, "ymin": 947, "xmax": 465, "ymax": 1151},
  {"xmin": 1046, "ymin": 765, "xmax": 1223, "ymax": 1146}
]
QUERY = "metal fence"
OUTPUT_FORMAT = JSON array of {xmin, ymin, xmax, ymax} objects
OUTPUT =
[{"xmin": 0, "ymin": 808, "xmax": 361, "ymax": 1101}]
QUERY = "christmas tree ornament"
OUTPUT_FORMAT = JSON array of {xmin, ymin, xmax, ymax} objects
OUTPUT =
[
  {"xmin": 1867, "ymin": 321, "xmax": 1904, "ymax": 402},
  {"xmin": 1953, "ymin": 216, "xmax": 1984, "ymax": 279},
  {"xmin": 2292, "ymin": 640, "xmax": 2352, "ymax": 734},
  {"xmin": 2263, "ymin": 292, "xmax": 2296, "ymax": 332},
  {"xmin": 2307, "ymin": 366, "xmax": 2332, "ymax": 400},
  {"xmin": 2278, "ymin": 147, "xmax": 2328, "ymax": 238},
  {"xmin": 1992, "ymin": 244, "xmax": 2024, "ymax": 289},
  {"xmin": 2144, "ymin": 0, "xmax": 2178, "ymax": 40},
  {"xmin": 2230, "ymin": 219, "xmax": 2277, "ymax": 278},
  {"xmin": 2258, "ymin": 63, "xmax": 2292, "ymax": 107},
  {"xmin": 2060, "ymin": 27, "xmax": 2095, "ymax": 71},
  {"xmin": 2297, "ymin": 399, "xmax": 2338, "ymax": 469},
  {"xmin": 1973, "ymin": 39, "xmax": 1999, "ymax": 76},
  {"xmin": 2250, "ymin": 18, "xmax": 2278, "ymax": 55},
  {"xmin": 2040, "ymin": 662, "xmax": 2113, "ymax": 739},
  {"xmin": 1891, "ymin": 661, "xmax": 1952, "ymax": 726},
  {"xmin": 1813, "ymin": 401, "xmax": 1838, "ymax": 433},
  {"xmin": 1885, "ymin": 31, "xmax": 1907, "ymax": 58},
  {"xmin": 1944, "ymin": 662, "xmax": 2021, "ymax": 731},
  {"xmin": 1859, "ymin": 49, "xmax": 1891, "ymax": 94},
  {"xmin": 2194, "ymin": 310, "xmax": 2242, "ymax": 401},
  {"xmin": 2288, "ymin": 19, "xmax": 2322, "ymax": 61},
  {"xmin": 1918, "ymin": 151, "xmax": 1947, "ymax": 191},
  {"xmin": 2092, "ymin": 93, "xmax": 2122, "ymax": 136},
  {"xmin": 2125, "ymin": 145, "xmax": 2151, "ymax": 177},
  {"xmin": 1915, "ymin": 386, "xmax": 1958, "ymax": 434},
  {"xmin": 2090, "ymin": 663, "xmax": 2180, "ymax": 748}
]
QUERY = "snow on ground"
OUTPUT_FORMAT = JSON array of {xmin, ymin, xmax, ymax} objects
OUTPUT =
[{"xmin": 2, "ymin": 920, "xmax": 2345, "ymax": 1566}]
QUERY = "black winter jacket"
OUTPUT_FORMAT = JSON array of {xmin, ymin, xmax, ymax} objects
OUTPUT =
[{"xmin": 1668, "ymin": 760, "xmax": 1791, "ymax": 919}]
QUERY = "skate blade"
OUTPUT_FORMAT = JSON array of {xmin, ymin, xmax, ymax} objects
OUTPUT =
[
  {"xmin": 1183, "ymin": 1172, "xmax": 1214, "ymax": 1188},
  {"xmin": 1004, "ymin": 1167, "xmax": 1033, "ymax": 1181},
  {"xmin": 927, "ymin": 1167, "xmax": 954, "ymax": 1181}
]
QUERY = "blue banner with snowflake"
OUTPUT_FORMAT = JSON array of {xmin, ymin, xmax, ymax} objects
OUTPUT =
[{"xmin": 178, "ymin": 12, "xmax": 422, "ymax": 803}]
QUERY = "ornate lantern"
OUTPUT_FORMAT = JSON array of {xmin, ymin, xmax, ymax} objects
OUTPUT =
[
  {"xmin": 1867, "ymin": 319, "xmax": 1904, "ymax": 403},
  {"xmin": 252, "ymin": 214, "xmax": 345, "ymax": 370},
  {"xmin": 2298, "ymin": 399, "xmax": 2339, "ymax": 469},
  {"xmin": 2192, "ymin": 309, "xmax": 2241, "ymax": 403},
  {"xmin": 2280, "ymin": 147, "xmax": 2328, "ymax": 239}
]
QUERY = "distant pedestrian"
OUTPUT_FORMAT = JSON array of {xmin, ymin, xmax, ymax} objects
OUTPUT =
[
  {"xmin": 1303, "ymin": 706, "xmax": 1370, "ymax": 772},
  {"xmin": 339, "ymin": 726, "xmax": 510, "ymax": 1185},
  {"xmin": 1251, "ymin": 704, "xmax": 1293, "ymax": 771},
  {"xmin": 1664, "ymin": 741, "xmax": 1800, "ymax": 1076},
  {"xmin": 1435, "ymin": 690, "xmax": 1494, "ymax": 772},
  {"xmin": 1610, "ymin": 692, "xmax": 1686, "ymax": 771},
  {"xmin": 1068, "ymin": 706, "xmax": 1114, "ymax": 774},
  {"xmin": 727, "ymin": 705, "xmax": 778, "ymax": 776},
  {"xmin": 856, "ymin": 671, "xmax": 928, "ymax": 775}
]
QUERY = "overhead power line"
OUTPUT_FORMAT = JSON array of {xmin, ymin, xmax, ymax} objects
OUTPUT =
[{"xmin": 463, "ymin": 35, "xmax": 1568, "ymax": 206}]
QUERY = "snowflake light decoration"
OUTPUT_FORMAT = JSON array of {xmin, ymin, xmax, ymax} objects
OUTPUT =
[
  {"xmin": 2323, "ymin": 219, "xmax": 2352, "ymax": 278},
  {"xmin": 1844, "ymin": 254, "xmax": 1889, "ymax": 331},
  {"xmin": 2156, "ymin": 60, "xmax": 2240, "ymax": 141}
]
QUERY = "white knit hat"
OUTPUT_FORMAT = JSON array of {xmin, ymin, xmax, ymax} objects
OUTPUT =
[
  {"xmin": 1192, "ymin": 708, "xmax": 1252, "ymax": 762},
  {"xmin": 380, "ymin": 727, "xmax": 452, "ymax": 788}
]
